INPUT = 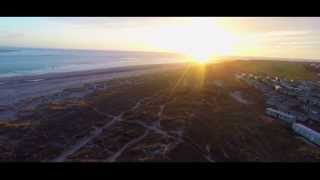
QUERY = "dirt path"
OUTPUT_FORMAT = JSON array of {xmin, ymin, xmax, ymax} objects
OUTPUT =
[
  {"xmin": 51, "ymin": 94, "xmax": 184, "ymax": 162},
  {"xmin": 230, "ymin": 91, "xmax": 251, "ymax": 104},
  {"xmin": 136, "ymin": 121, "xmax": 170, "ymax": 137},
  {"xmin": 156, "ymin": 97, "xmax": 177, "ymax": 128},
  {"xmin": 213, "ymin": 80, "xmax": 223, "ymax": 87},
  {"xmin": 52, "ymin": 115, "xmax": 122, "ymax": 162},
  {"xmin": 134, "ymin": 97, "xmax": 180, "ymax": 139},
  {"xmin": 156, "ymin": 105, "xmax": 165, "ymax": 128},
  {"xmin": 184, "ymin": 137, "xmax": 215, "ymax": 162},
  {"xmin": 106, "ymin": 130, "xmax": 150, "ymax": 162},
  {"xmin": 51, "ymin": 98, "xmax": 146, "ymax": 162}
]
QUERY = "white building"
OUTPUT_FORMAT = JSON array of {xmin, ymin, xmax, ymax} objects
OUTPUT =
[
  {"xmin": 292, "ymin": 123, "xmax": 320, "ymax": 146},
  {"xmin": 265, "ymin": 108, "xmax": 296, "ymax": 124},
  {"xmin": 235, "ymin": 74, "xmax": 244, "ymax": 79}
]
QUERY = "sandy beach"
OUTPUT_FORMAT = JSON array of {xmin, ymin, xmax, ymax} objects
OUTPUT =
[
  {"xmin": 0, "ymin": 63, "xmax": 185, "ymax": 104},
  {"xmin": 0, "ymin": 63, "xmax": 186, "ymax": 121}
]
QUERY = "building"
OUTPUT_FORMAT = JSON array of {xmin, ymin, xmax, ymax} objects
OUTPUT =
[
  {"xmin": 274, "ymin": 85, "xmax": 281, "ymax": 91},
  {"xmin": 277, "ymin": 87, "xmax": 299, "ymax": 97},
  {"xmin": 266, "ymin": 98, "xmax": 278, "ymax": 107},
  {"xmin": 292, "ymin": 123, "xmax": 320, "ymax": 146},
  {"xmin": 265, "ymin": 108, "xmax": 296, "ymax": 124},
  {"xmin": 235, "ymin": 74, "xmax": 245, "ymax": 80}
]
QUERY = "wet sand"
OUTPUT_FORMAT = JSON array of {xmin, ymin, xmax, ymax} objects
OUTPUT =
[{"xmin": 0, "ymin": 63, "xmax": 186, "ymax": 106}]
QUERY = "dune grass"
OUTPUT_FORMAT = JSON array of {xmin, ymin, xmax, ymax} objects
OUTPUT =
[{"xmin": 223, "ymin": 60, "xmax": 318, "ymax": 80}]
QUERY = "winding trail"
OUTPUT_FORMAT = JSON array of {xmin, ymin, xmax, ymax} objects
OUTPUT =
[
  {"xmin": 51, "ymin": 98, "xmax": 146, "ymax": 162},
  {"xmin": 52, "ymin": 115, "xmax": 122, "ymax": 162},
  {"xmin": 156, "ymin": 105, "xmax": 165, "ymax": 128},
  {"xmin": 156, "ymin": 97, "xmax": 177, "ymax": 128},
  {"xmin": 106, "ymin": 130, "xmax": 150, "ymax": 162},
  {"xmin": 183, "ymin": 137, "xmax": 216, "ymax": 162},
  {"xmin": 136, "ymin": 121, "xmax": 169, "ymax": 137},
  {"xmin": 105, "ymin": 96, "xmax": 185, "ymax": 161},
  {"xmin": 51, "ymin": 93, "xmax": 192, "ymax": 162},
  {"xmin": 230, "ymin": 91, "xmax": 251, "ymax": 104}
]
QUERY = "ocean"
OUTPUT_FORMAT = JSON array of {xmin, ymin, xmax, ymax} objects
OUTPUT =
[{"xmin": 0, "ymin": 47, "xmax": 186, "ymax": 78}]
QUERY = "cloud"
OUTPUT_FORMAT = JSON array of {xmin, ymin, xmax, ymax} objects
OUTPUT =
[
  {"xmin": 246, "ymin": 30, "xmax": 312, "ymax": 40},
  {"xmin": 263, "ymin": 30, "xmax": 311, "ymax": 37},
  {"xmin": 5, "ymin": 32, "xmax": 24, "ymax": 39},
  {"xmin": 0, "ymin": 30, "xmax": 24, "ymax": 39},
  {"xmin": 239, "ymin": 30, "xmax": 316, "ymax": 47},
  {"xmin": 46, "ymin": 17, "xmax": 186, "ymax": 29}
]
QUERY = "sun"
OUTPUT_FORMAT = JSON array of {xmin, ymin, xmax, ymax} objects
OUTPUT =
[
  {"xmin": 194, "ymin": 59, "xmax": 209, "ymax": 64},
  {"xmin": 189, "ymin": 54, "xmax": 212, "ymax": 64},
  {"xmin": 145, "ymin": 18, "xmax": 238, "ymax": 62},
  {"xmin": 187, "ymin": 49, "xmax": 222, "ymax": 64}
]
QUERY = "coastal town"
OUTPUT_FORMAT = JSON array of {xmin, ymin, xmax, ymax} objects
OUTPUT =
[{"xmin": 236, "ymin": 71, "xmax": 320, "ymax": 146}]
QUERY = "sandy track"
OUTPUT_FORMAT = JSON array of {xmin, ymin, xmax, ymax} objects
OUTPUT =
[
  {"xmin": 106, "ymin": 130, "xmax": 150, "ymax": 162},
  {"xmin": 230, "ymin": 91, "xmax": 251, "ymax": 104},
  {"xmin": 51, "ymin": 98, "xmax": 147, "ymax": 162},
  {"xmin": 52, "ymin": 115, "xmax": 122, "ymax": 162}
]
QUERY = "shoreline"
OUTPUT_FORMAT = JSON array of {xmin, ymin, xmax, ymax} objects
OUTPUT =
[
  {"xmin": 0, "ymin": 63, "xmax": 185, "ymax": 82},
  {"xmin": 0, "ymin": 63, "xmax": 186, "ymax": 107}
]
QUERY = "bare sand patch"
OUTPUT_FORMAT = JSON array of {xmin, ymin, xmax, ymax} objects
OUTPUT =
[
  {"xmin": 230, "ymin": 91, "xmax": 251, "ymax": 105},
  {"xmin": 213, "ymin": 80, "xmax": 223, "ymax": 87},
  {"xmin": 260, "ymin": 115, "xmax": 274, "ymax": 123}
]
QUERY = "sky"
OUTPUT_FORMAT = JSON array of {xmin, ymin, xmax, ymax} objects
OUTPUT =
[{"xmin": 2, "ymin": 17, "xmax": 320, "ymax": 59}]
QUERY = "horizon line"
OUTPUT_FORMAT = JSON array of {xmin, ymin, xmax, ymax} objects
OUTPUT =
[{"xmin": 2, "ymin": 45, "xmax": 320, "ymax": 62}]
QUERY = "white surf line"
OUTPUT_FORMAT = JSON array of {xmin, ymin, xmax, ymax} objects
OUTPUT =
[
  {"xmin": 52, "ymin": 115, "xmax": 122, "ymax": 162},
  {"xmin": 25, "ymin": 79, "xmax": 45, "ymax": 82},
  {"xmin": 106, "ymin": 130, "xmax": 150, "ymax": 162}
]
